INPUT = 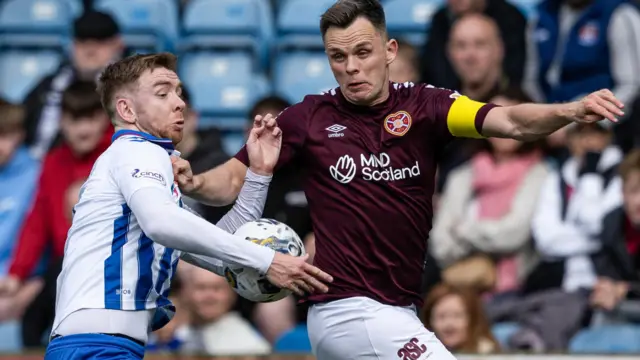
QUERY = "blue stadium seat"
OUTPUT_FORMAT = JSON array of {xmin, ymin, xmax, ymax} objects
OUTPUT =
[
  {"xmin": 508, "ymin": 0, "xmax": 542, "ymax": 19},
  {"xmin": 181, "ymin": 0, "xmax": 273, "ymax": 69},
  {"xmin": 0, "ymin": 0, "xmax": 73, "ymax": 49},
  {"xmin": 274, "ymin": 324, "xmax": 312, "ymax": 353},
  {"xmin": 0, "ymin": 321, "xmax": 22, "ymax": 352},
  {"xmin": 221, "ymin": 132, "xmax": 246, "ymax": 156},
  {"xmin": 94, "ymin": 0, "xmax": 178, "ymax": 52},
  {"xmin": 383, "ymin": 0, "xmax": 443, "ymax": 46},
  {"xmin": 491, "ymin": 322, "xmax": 521, "ymax": 349},
  {"xmin": 274, "ymin": 51, "xmax": 337, "ymax": 104},
  {"xmin": 0, "ymin": 50, "xmax": 61, "ymax": 102},
  {"xmin": 569, "ymin": 325, "xmax": 640, "ymax": 354},
  {"xmin": 62, "ymin": 0, "xmax": 82, "ymax": 17},
  {"xmin": 179, "ymin": 52, "xmax": 270, "ymax": 130},
  {"xmin": 276, "ymin": 0, "xmax": 336, "ymax": 49}
]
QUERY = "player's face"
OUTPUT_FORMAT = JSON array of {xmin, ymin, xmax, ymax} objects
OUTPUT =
[
  {"xmin": 131, "ymin": 68, "xmax": 185, "ymax": 144},
  {"xmin": 430, "ymin": 294, "xmax": 469, "ymax": 350},
  {"xmin": 448, "ymin": 18, "xmax": 503, "ymax": 86},
  {"xmin": 624, "ymin": 170, "xmax": 640, "ymax": 226},
  {"xmin": 60, "ymin": 110, "xmax": 109, "ymax": 156},
  {"xmin": 324, "ymin": 17, "xmax": 397, "ymax": 106},
  {"xmin": 186, "ymin": 270, "xmax": 236, "ymax": 323},
  {"xmin": 0, "ymin": 130, "xmax": 23, "ymax": 167}
]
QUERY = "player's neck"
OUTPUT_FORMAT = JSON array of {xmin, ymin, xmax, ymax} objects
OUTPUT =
[{"xmin": 114, "ymin": 124, "xmax": 166, "ymax": 140}]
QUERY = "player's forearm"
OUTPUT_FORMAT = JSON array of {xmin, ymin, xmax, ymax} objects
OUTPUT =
[
  {"xmin": 189, "ymin": 159, "xmax": 247, "ymax": 206},
  {"xmin": 130, "ymin": 188, "xmax": 275, "ymax": 274},
  {"xmin": 216, "ymin": 169, "xmax": 272, "ymax": 233},
  {"xmin": 501, "ymin": 103, "xmax": 577, "ymax": 141}
]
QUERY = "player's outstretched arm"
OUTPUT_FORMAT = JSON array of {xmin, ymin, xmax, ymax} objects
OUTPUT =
[
  {"xmin": 174, "ymin": 114, "xmax": 281, "ymax": 206},
  {"xmin": 179, "ymin": 167, "xmax": 272, "ymax": 276},
  {"xmin": 481, "ymin": 89, "xmax": 625, "ymax": 140},
  {"xmin": 130, "ymin": 187, "xmax": 331, "ymax": 296}
]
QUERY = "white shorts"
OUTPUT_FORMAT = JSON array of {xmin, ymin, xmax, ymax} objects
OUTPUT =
[{"xmin": 307, "ymin": 297, "xmax": 457, "ymax": 360}]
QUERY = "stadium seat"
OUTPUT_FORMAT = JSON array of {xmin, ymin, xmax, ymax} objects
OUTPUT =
[
  {"xmin": 0, "ymin": 50, "xmax": 61, "ymax": 102},
  {"xmin": 0, "ymin": 0, "xmax": 73, "ymax": 49},
  {"xmin": 94, "ymin": 0, "xmax": 178, "ymax": 52},
  {"xmin": 273, "ymin": 324, "xmax": 312, "ymax": 353},
  {"xmin": 62, "ymin": 0, "xmax": 82, "ymax": 17},
  {"xmin": 181, "ymin": 0, "xmax": 273, "ymax": 69},
  {"xmin": 0, "ymin": 321, "xmax": 22, "ymax": 352},
  {"xmin": 569, "ymin": 325, "xmax": 640, "ymax": 354},
  {"xmin": 491, "ymin": 322, "xmax": 521, "ymax": 349},
  {"xmin": 274, "ymin": 51, "xmax": 337, "ymax": 104},
  {"xmin": 179, "ymin": 52, "xmax": 270, "ymax": 130},
  {"xmin": 276, "ymin": 0, "xmax": 336, "ymax": 49},
  {"xmin": 221, "ymin": 132, "xmax": 246, "ymax": 156},
  {"xmin": 383, "ymin": 0, "xmax": 443, "ymax": 46},
  {"xmin": 508, "ymin": 0, "xmax": 542, "ymax": 19}
]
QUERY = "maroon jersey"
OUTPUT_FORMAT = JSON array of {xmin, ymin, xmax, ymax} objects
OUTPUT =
[{"xmin": 236, "ymin": 82, "xmax": 496, "ymax": 307}]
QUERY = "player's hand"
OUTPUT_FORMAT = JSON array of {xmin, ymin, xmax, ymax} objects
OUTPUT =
[
  {"xmin": 246, "ymin": 114, "xmax": 282, "ymax": 176},
  {"xmin": 0, "ymin": 276, "xmax": 20, "ymax": 297},
  {"xmin": 572, "ymin": 89, "xmax": 624, "ymax": 124},
  {"xmin": 172, "ymin": 156, "xmax": 201, "ymax": 195},
  {"xmin": 266, "ymin": 253, "xmax": 333, "ymax": 296}
]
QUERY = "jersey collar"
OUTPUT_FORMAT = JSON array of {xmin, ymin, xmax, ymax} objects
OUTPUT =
[{"xmin": 112, "ymin": 129, "xmax": 175, "ymax": 152}]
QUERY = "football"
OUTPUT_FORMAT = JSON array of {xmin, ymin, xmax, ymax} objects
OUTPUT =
[{"xmin": 223, "ymin": 218, "xmax": 306, "ymax": 302}]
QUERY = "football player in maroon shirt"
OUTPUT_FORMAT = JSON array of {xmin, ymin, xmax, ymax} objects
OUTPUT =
[{"xmin": 173, "ymin": 1, "xmax": 624, "ymax": 359}]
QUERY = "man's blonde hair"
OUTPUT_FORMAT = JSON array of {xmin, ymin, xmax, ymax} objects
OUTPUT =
[{"xmin": 96, "ymin": 52, "xmax": 178, "ymax": 120}]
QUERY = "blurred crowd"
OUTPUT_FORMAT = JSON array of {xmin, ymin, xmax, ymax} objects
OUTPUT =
[{"xmin": 1, "ymin": 0, "xmax": 640, "ymax": 357}]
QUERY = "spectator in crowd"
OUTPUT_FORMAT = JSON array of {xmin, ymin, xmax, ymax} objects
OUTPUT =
[
  {"xmin": 0, "ymin": 102, "xmax": 39, "ymax": 277},
  {"xmin": 0, "ymin": 102, "xmax": 42, "ymax": 323},
  {"xmin": 494, "ymin": 122, "xmax": 624, "ymax": 351},
  {"xmin": 175, "ymin": 86, "xmax": 231, "ymax": 224},
  {"xmin": 389, "ymin": 39, "xmax": 419, "ymax": 84},
  {"xmin": 437, "ymin": 14, "xmax": 511, "ymax": 195},
  {"xmin": 448, "ymin": 14, "xmax": 509, "ymax": 102},
  {"xmin": 0, "ymin": 80, "xmax": 113, "ymax": 347},
  {"xmin": 22, "ymin": 10, "xmax": 123, "ymax": 160},
  {"xmin": 421, "ymin": 0, "xmax": 526, "ymax": 91},
  {"xmin": 524, "ymin": 0, "xmax": 640, "ymax": 149},
  {"xmin": 430, "ymin": 87, "xmax": 547, "ymax": 299},
  {"xmin": 177, "ymin": 264, "xmax": 271, "ymax": 356},
  {"xmin": 591, "ymin": 149, "xmax": 640, "ymax": 325},
  {"xmin": 421, "ymin": 283, "xmax": 499, "ymax": 354}
]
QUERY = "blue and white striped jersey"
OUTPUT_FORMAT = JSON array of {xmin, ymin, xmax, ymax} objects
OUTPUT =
[{"xmin": 52, "ymin": 129, "xmax": 183, "ymax": 334}]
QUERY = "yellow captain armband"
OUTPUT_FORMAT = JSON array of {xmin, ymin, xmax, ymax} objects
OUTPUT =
[{"xmin": 446, "ymin": 95, "xmax": 487, "ymax": 139}]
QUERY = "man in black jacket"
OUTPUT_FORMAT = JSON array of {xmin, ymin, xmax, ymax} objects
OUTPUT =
[
  {"xmin": 420, "ymin": 0, "xmax": 526, "ymax": 91},
  {"xmin": 592, "ymin": 149, "xmax": 640, "ymax": 323},
  {"xmin": 23, "ymin": 10, "xmax": 124, "ymax": 160}
]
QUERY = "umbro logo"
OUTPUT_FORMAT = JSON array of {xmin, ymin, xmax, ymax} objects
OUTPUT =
[{"xmin": 326, "ymin": 124, "xmax": 346, "ymax": 138}]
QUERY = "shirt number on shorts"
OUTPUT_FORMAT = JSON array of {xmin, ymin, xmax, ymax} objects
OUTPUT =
[{"xmin": 397, "ymin": 338, "xmax": 427, "ymax": 360}]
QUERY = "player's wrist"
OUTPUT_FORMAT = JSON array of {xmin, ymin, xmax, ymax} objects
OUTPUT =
[
  {"xmin": 246, "ymin": 168, "xmax": 273, "ymax": 184},
  {"xmin": 248, "ymin": 166, "xmax": 273, "ymax": 177}
]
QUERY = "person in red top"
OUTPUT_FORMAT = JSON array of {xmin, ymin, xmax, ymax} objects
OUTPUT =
[
  {"xmin": 0, "ymin": 80, "xmax": 112, "ymax": 346},
  {"xmin": 173, "ymin": 1, "xmax": 624, "ymax": 359}
]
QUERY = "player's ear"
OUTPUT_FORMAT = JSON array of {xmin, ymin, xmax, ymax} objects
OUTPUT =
[
  {"xmin": 115, "ymin": 97, "xmax": 136, "ymax": 125},
  {"xmin": 386, "ymin": 38, "xmax": 398, "ymax": 66}
]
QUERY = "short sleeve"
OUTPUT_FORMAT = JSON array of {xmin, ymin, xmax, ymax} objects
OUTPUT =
[
  {"xmin": 418, "ymin": 85, "xmax": 499, "ymax": 140},
  {"xmin": 111, "ymin": 141, "xmax": 172, "ymax": 204},
  {"xmin": 234, "ymin": 100, "xmax": 311, "ymax": 170}
]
